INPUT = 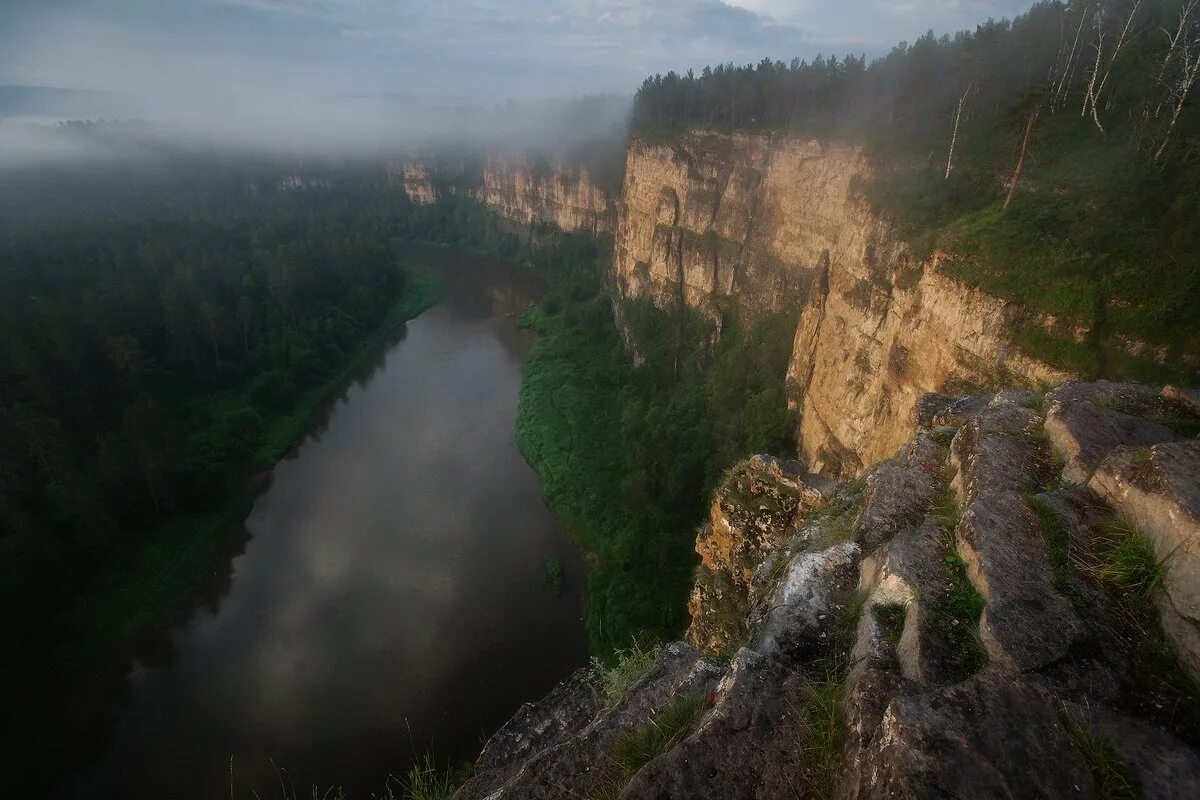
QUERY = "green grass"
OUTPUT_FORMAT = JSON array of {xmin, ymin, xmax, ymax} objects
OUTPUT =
[
  {"xmin": 223, "ymin": 752, "xmax": 463, "ymax": 800},
  {"xmin": 1028, "ymin": 496, "xmax": 1089, "ymax": 611},
  {"xmin": 398, "ymin": 754, "xmax": 460, "ymax": 800},
  {"xmin": 794, "ymin": 669, "xmax": 847, "ymax": 800},
  {"xmin": 592, "ymin": 637, "xmax": 664, "ymax": 706},
  {"xmin": 804, "ymin": 491, "xmax": 862, "ymax": 551},
  {"xmin": 928, "ymin": 547, "xmax": 988, "ymax": 679},
  {"xmin": 592, "ymin": 694, "xmax": 708, "ymax": 800},
  {"xmin": 1147, "ymin": 412, "xmax": 1200, "ymax": 440},
  {"xmin": 931, "ymin": 486, "xmax": 963, "ymax": 531},
  {"xmin": 1090, "ymin": 517, "xmax": 1169, "ymax": 601},
  {"xmin": 1060, "ymin": 713, "xmax": 1138, "ymax": 800},
  {"xmin": 924, "ymin": 488, "xmax": 988, "ymax": 679},
  {"xmin": 829, "ymin": 589, "xmax": 868, "ymax": 651}
]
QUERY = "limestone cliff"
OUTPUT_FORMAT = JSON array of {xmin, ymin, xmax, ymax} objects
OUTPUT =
[
  {"xmin": 615, "ymin": 132, "xmax": 1068, "ymax": 478},
  {"xmin": 385, "ymin": 160, "xmax": 443, "ymax": 205},
  {"xmin": 477, "ymin": 157, "xmax": 615, "ymax": 234},
  {"xmin": 454, "ymin": 383, "xmax": 1200, "ymax": 800}
]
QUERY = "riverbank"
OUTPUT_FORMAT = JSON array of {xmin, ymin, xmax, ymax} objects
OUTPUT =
[
  {"xmin": 515, "ymin": 280, "xmax": 797, "ymax": 657},
  {"xmin": 15, "ymin": 268, "xmax": 441, "ymax": 791}
]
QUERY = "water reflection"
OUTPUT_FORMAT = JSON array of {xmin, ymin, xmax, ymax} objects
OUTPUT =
[{"xmin": 57, "ymin": 245, "xmax": 588, "ymax": 799}]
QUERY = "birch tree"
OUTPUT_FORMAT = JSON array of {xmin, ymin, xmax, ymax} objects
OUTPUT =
[
  {"xmin": 1156, "ymin": 4, "xmax": 1200, "ymax": 159},
  {"xmin": 1155, "ymin": 0, "xmax": 1200, "ymax": 116},
  {"xmin": 1082, "ymin": 0, "xmax": 1143, "ymax": 135},
  {"xmin": 945, "ymin": 81, "xmax": 975, "ymax": 179},
  {"xmin": 1055, "ymin": 2, "xmax": 1093, "ymax": 109}
]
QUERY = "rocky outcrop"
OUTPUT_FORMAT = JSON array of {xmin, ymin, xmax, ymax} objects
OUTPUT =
[
  {"xmin": 950, "ymin": 394, "xmax": 1087, "ymax": 671},
  {"xmin": 458, "ymin": 382, "xmax": 1200, "ymax": 799},
  {"xmin": 687, "ymin": 455, "xmax": 837, "ymax": 656},
  {"xmin": 385, "ymin": 159, "xmax": 443, "ymax": 205},
  {"xmin": 614, "ymin": 132, "xmax": 1069, "ymax": 477},
  {"xmin": 1044, "ymin": 380, "xmax": 1180, "ymax": 483},
  {"xmin": 477, "ymin": 157, "xmax": 615, "ymax": 234},
  {"xmin": 453, "ymin": 643, "xmax": 722, "ymax": 800}
]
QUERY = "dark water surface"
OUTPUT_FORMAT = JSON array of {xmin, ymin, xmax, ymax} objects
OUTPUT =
[{"xmin": 57, "ymin": 246, "xmax": 589, "ymax": 799}]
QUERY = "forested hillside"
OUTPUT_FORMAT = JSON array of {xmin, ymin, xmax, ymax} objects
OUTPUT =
[
  {"xmin": 0, "ymin": 169, "xmax": 446, "ymax": 661},
  {"xmin": 632, "ymin": 0, "xmax": 1200, "ymax": 382}
]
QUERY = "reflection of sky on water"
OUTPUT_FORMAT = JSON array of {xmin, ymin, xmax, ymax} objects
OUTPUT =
[{"xmin": 58, "ymin": 247, "xmax": 588, "ymax": 799}]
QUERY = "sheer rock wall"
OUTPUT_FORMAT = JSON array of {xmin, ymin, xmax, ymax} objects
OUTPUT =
[
  {"xmin": 615, "ymin": 132, "xmax": 1068, "ymax": 477},
  {"xmin": 477, "ymin": 157, "xmax": 615, "ymax": 234}
]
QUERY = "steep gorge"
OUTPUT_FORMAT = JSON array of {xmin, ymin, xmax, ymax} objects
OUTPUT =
[
  {"xmin": 444, "ymin": 131, "xmax": 1200, "ymax": 798},
  {"xmin": 614, "ymin": 131, "xmax": 1069, "ymax": 476}
]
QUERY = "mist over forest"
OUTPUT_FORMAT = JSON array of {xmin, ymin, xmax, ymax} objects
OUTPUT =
[{"xmin": 4, "ymin": 1, "xmax": 1200, "ymax": 798}]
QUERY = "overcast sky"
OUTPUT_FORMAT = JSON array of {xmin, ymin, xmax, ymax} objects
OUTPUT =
[{"xmin": 4, "ymin": 1, "xmax": 1036, "ymax": 101}]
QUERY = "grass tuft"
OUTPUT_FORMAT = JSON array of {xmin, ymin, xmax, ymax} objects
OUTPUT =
[
  {"xmin": 1060, "ymin": 712, "xmax": 1138, "ymax": 800},
  {"xmin": 794, "ymin": 668, "xmax": 847, "ymax": 800},
  {"xmin": 396, "ymin": 754, "xmax": 458, "ymax": 800},
  {"xmin": 591, "ymin": 694, "xmax": 707, "ymax": 800},
  {"xmin": 592, "ymin": 638, "xmax": 664, "ymax": 706},
  {"xmin": 1090, "ymin": 517, "xmax": 1169, "ymax": 601},
  {"xmin": 925, "ymin": 487, "xmax": 987, "ymax": 678},
  {"xmin": 804, "ymin": 490, "xmax": 863, "ymax": 551},
  {"xmin": 931, "ymin": 486, "xmax": 963, "ymax": 531}
]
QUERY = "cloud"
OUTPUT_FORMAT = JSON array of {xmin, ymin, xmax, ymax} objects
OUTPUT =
[{"xmin": 0, "ymin": 0, "xmax": 1039, "ymax": 156}]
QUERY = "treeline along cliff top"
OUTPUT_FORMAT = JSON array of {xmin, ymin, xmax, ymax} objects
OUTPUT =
[{"xmin": 631, "ymin": 0, "xmax": 1200, "ymax": 385}]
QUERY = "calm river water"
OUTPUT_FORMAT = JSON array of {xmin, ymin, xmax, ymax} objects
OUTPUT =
[{"xmin": 56, "ymin": 245, "xmax": 589, "ymax": 798}]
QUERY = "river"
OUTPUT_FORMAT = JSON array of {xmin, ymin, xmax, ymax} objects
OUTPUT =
[{"xmin": 56, "ymin": 245, "xmax": 590, "ymax": 798}]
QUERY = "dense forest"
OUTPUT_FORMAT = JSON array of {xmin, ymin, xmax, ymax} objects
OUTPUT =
[
  {"xmin": 516, "ymin": 250, "xmax": 797, "ymax": 654},
  {"xmin": 632, "ymin": 0, "xmax": 1200, "ymax": 382},
  {"xmin": 0, "ymin": 158, "xmax": 460, "ymax": 785},
  {"xmin": 0, "ymin": 180, "xmax": 458, "ymax": 793}
]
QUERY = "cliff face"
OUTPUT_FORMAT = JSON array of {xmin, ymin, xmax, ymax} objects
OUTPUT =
[
  {"xmin": 615, "ymin": 132, "xmax": 1068, "ymax": 477},
  {"xmin": 477, "ymin": 157, "xmax": 615, "ymax": 234},
  {"xmin": 788, "ymin": 254, "xmax": 1067, "ymax": 475},
  {"xmin": 615, "ymin": 132, "xmax": 878, "ymax": 312},
  {"xmin": 385, "ymin": 160, "xmax": 443, "ymax": 205},
  {"xmin": 455, "ymin": 382, "xmax": 1200, "ymax": 800}
]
